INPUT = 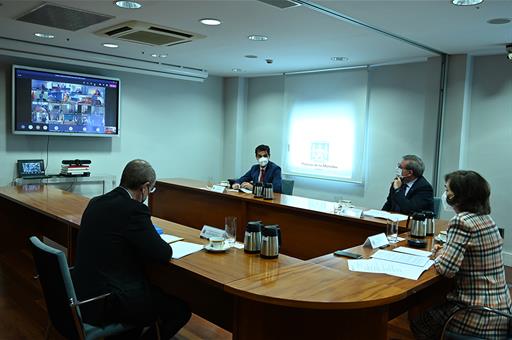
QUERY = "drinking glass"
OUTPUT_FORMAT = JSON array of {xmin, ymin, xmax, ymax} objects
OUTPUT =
[
  {"xmin": 225, "ymin": 216, "xmax": 237, "ymax": 246},
  {"xmin": 386, "ymin": 219, "xmax": 399, "ymax": 243}
]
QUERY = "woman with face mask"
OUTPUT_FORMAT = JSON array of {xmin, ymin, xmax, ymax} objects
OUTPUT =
[
  {"xmin": 232, "ymin": 144, "xmax": 282, "ymax": 193},
  {"xmin": 411, "ymin": 170, "xmax": 511, "ymax": 339}
]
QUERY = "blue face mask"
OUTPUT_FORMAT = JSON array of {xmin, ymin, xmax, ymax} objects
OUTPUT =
[{"xmin": 441, "ymin": 191, "xmax": 454, "ymax": 212}]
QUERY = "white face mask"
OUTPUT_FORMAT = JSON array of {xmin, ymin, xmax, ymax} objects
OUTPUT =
[
  {"xmin": 395, "ymin": 168, "xmax": 403, "ymax": 178},
  {"xmin": 258, "ymin": 157, "xmax": 269, "ymax": 167},
  {"xmin": 441, "ymin": 191, "xmax": 454, "ymax": 212}
]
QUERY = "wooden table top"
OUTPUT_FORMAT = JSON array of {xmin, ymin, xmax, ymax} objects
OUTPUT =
[
  {"xmin": 0, "ymin": 184, "xmax": 88, "ymax": 227},
  {"xmin": 0, "ymin": 184, "xmax": 446, "ymax": 311},
  {"xmin": 157, "ymin": 178, "xmax": 404, "ymax": 227}
]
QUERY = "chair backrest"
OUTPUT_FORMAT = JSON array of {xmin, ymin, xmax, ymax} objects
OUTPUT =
[
  {"xmin": 282, "ymin": 179, "xmax": 295, "ymax": 195},
  {"xmin": 29, "ymin": 236, "xmax": 83, "ymax": 340},
  {"xmin": 433, "ymin": 197, "xmax": 441, "ymax": 218}
]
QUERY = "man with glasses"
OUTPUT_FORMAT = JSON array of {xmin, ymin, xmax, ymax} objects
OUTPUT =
[
  {"xmin": 73, "ymin": 159, "xmax": 191, "ymax": 339},
  {"xmin": 232, "ymin": 144, "xmax": 282, "ymax": 193},
  {"xmin": 382, "ymin": 154, "xmax": 434, "ymax": 215}
]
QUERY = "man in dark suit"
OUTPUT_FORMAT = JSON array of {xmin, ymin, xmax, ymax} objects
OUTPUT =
[
  {"xmin": 382, "ymin": 155, "xmax": 434, "ymax": 215},
  {"xmin": 73, "ymin": 159, "xmax": 190, "ymax": 339},
  {"xmin": 232, "ymin": 144, "xmax": 282, "ymax": 193}
]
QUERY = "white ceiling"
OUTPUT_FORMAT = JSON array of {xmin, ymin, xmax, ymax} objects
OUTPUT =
[{"xmin": 0, "ymin": 0, "xmax": 510, "ymax": 77}]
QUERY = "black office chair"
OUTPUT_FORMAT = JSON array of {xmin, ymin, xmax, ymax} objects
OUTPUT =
[
  {"xmin": 433, "ymin": 197, "xmax": 442, "ymax": 218},
  {"xmin": 281, "ymin": 179, "xmax": 295, "ymax": 195},
  {"xmin": 29, "ymin": 236, "xmax": 159, "ymax": 340},
  {"xmin": 441, "ymin": 305, "xmax": 512, "ymax": 340}
]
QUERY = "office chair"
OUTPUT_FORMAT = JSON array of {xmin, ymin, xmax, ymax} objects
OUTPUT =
[
  {"xmin": 281, "ymin": 179, "xmax": 295, "ymax": 195},
  {"xmin": 433, "ymin": 197, "xmax": 441, "ymax": 218},
  {"xmin": 29, "ymin": 236, "xmax": 159, "ymax": 340},
  {"xmin": 441, "ymin": 305, "xmax": 512, "ymax": 340}
]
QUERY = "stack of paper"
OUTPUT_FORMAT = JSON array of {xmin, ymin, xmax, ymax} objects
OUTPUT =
[
  {"xmin": 347, "ymin": 249, "xmax": 434, "ymax": 280},
  {"xmin": 363, "ymin": 209, "xmax": 408, "ymax": 222},
  {"xmin": 171, "ymin": 241, "xmax": 204, "ymax": 259},
  {"xmin": 160, "ymin": 234, "xmax": 184, "ymax": 244}
]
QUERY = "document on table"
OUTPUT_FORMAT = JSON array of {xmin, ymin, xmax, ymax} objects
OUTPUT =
[
  {"xmin": 170, "ymin": 241, "xmax": 204, "ymax": 259},
  {"xmin": 393, "ymin": 246, "xmax": 432, "ymax": 257},
  {"xmin": 348, "ymin": 258, "xmax": 434, "ymax": 280},
  {"xmin": 160, "ymin": 234, "xmax": 184, "ymax": 244},
  {"xmin": 362, "ymin": 209, "xmax": 408, "ymax": 222},
  {"xmin": 371, "ymin": 249, "xmax": 430, "ymax": 267},
  {"xmin": 239, "ymin": 188, "xmax": 252, "ymax": 194}
]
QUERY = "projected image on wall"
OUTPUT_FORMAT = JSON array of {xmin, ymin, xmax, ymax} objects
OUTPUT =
[
  {"xmin": 287, "ymin": 105, "xmax": 355, "ymax": 180},
  {"xmin": 30, "ymin": 80, "xmax": 107, "ymax": 133}
]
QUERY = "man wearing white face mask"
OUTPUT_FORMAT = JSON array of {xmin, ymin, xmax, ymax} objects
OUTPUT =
[
  {"xmin": 382, "ymin": 154, "xmax": 434, "ymax": 215},
  {"xmin": 73, "ymin": 159, "xmax": 191, "ymax": 339},
  {"xmin": 232, "ymin": 144, "xmax": 282, "ymax": 193}
]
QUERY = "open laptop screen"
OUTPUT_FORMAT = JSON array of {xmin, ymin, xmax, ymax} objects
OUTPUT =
[{"xmin": 17, "ymin": 159, "xmax": 45, "ymax": 178}]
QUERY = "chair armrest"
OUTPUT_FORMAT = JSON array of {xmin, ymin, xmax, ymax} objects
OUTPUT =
[
  {"xmin": 71, "ymin": 292, "xmax": 111, "ymax": 307},
  {"xmin": 441, "ymin": 305, "xmax": 512, "ymax": 339}
]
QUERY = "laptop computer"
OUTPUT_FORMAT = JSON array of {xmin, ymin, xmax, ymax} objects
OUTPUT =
[{"xmin": 17, "ymin": 159, "xmax": 48, "ymax": 179}]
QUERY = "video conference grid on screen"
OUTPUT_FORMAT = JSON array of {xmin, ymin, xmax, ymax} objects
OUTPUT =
[{"xmin": 14, "ymin": 67, "xmax": 119, "ymax": 135}]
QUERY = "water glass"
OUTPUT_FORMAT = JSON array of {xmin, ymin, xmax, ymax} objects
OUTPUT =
[
  {"xmin": 386, "ymin": 219, "xmax": 399, "ymax": 243},
  {"xmin": 225, "ymin": 216, "xmax": 237, "ymax": 246}
]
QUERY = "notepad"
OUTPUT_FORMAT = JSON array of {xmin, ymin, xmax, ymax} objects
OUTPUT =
[
  {"xmin": 371, "ymin": 249, "xmax": 430, "ymax": 267},
  {"xmin": 393, "ymin": 246, "xmax": 431, "ymax": 257},
  {"xmin": 171, "ymin": 241, "xmax": 204, "ymax": 259},
  {"xmin": 160, "ymin": 234, "xmax": 184, "ymax": 244}
]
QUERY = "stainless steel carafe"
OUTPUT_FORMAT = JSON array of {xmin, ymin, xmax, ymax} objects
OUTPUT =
[
  {"xmin": 253, "ymin": 182, "xmax": 263, "ymax": 198},
  {"xmin": 260, "ymin": 225, "xmax": 281, "ymax": 259},
  {"xmin": 244, "ymin": 221, "xmax": 262, "ymax": 253},
  {"xmin": 424, "ymin": 211, "xmax": 435, "ymax": 236},
  {"xmin": 262, "ymin": 183, "xmax": 274, "ymax": 200},
  {"xmin": 408, "ymin": 212, "xmax": 426, "ymax": 238}
]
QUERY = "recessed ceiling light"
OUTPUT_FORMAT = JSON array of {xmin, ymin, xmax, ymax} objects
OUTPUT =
[
  {"xmin": 160, "ymin": 54, "xmax": 168, "ymax": 58},
  {"xmin": 245, "ymin": 55, "xmax": 258, "ymax": 59},
  {"xmin": 34, "ymin": 33, "xmax": 55, "ymax": 39},
  {"xmin": 114, "ymin": 1, "xmax": 142, "ymax": 9},
  {"xmin": 103, "ymin": 43, "xmax": 119, "ymax": 48},
  {"xmin": 331, "ymin": 56, "xmax": 349, "ymax": 62},
  {"xmin": 248, "ymin": 35, "xmax": 268, "ymax": 41},
  {"xmin": 451, "ymin": 0, "xmax": 483, "ymax": 6},
  {"xmin": 487, "ymin": 18, "xmax": 511, "ymax": 25},
  {"xmin": 151, "ymin": 53, "xmax": 159, "ymax": 57},
  {"xmin": 232, "ymin": 68, "xmax": 242, "ymax": 72},
  {"xmin": 199, "ymin": 18, "xmax": 221, "ymax": 26}
]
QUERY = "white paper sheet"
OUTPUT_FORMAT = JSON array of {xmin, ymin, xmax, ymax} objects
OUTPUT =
[
  {"xmin": 393, "ymin": 246, "xmax": 432, "ymax": 257},
  {"xmin": 363, "ymin": 209, "xmax": 408, "ymax": 222},
  {"xmin": 171, "ymin": 241, "xmax": 204, "ymax": 259},
  {"xmin": 239, "ymin": 188, "xmax": 252, "ymax": 194},
  {"xmin": 160, "ymin": 234, "xmax": 184, "ymax": 244},
  {"xmin": 348, "ymin": 258, "xmax": 433, "ymax": 280},
  {"xmin": 371, "ymin": 249, "xmax": 429, "ymax": 267}
]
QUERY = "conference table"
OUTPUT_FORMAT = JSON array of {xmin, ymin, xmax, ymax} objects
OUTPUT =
[
  {"xmin": 0, "ymin": 184, "xmax": 451, "ymax": 339},
  {"xmin": 150, "ymin": 178, "xmax": 420, "ymax": 259}
]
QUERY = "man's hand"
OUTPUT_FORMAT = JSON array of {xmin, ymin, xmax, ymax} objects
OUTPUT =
[
  {"xmin": 241, "ymin": 182, "xmax": 253, "ymax": 191},
  {"xmin": 393, "ymin": 177, "xmax": 403, "ymax": 190},
  {"xmin": 232, "ymin": 183, "xmax": 240, "ymax": 190}
]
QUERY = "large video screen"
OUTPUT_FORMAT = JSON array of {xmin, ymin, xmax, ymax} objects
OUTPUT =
[{"xmin": 13, "ymin": 65, "xmax": 120, "ymax": 137}]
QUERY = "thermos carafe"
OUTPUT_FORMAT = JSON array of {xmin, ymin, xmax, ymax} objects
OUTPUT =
[
  {"xmin": 260, "ymin": 225, "xmax": 281, "ymax": 259},
  {"xmin": 424, "ymin": 211, "xmax": 435, "ymax": 236},
  {"xmin": 253, "ymin": 182, "xmax": 264, "ymax": 198},
  {"xmin": 263, "ymin": 183, "xmax": 274, "ymax": 200},
  {"xmin": 408, "ymin": 212, "xmax": 427, "ymax": 239},
  {"xmin": 244, "ymin": 221, "xmax": 262, "ymax": 253}
]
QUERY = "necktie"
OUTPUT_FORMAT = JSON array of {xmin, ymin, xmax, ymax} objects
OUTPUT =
[{"xmin": 259, "ymin": 168, "xmax": 266, "ymax": 182}]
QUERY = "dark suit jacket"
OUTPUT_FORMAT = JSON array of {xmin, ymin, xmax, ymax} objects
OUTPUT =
[
  {"xmin": 72, "ymin": 187, "xmax": 171, "ymax": 325},
  {"xmin": 382, "ymin": 176, "xmax": 434, "ymax": 215},
  {"xmin": 236, "ymin": 161, "xmax": 282, "ymax": 193}
]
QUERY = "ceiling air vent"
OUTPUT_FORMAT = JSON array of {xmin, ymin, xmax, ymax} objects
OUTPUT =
[
  {"xmin": 257, "ymin": 0, "xmax": 300, "ymax": 9},
  {"xmin": 16, "ymin": 3, "xmax": 113, "ymax": 31},
  {"xmin": 96, "ymin": 21, "xmax": 204, "ymax": 46}
]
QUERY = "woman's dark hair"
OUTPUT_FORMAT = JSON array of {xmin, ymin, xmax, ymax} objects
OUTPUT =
[{"xmin": 444, "ymin": 170, "xmax": 491, "ymax": 215}]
